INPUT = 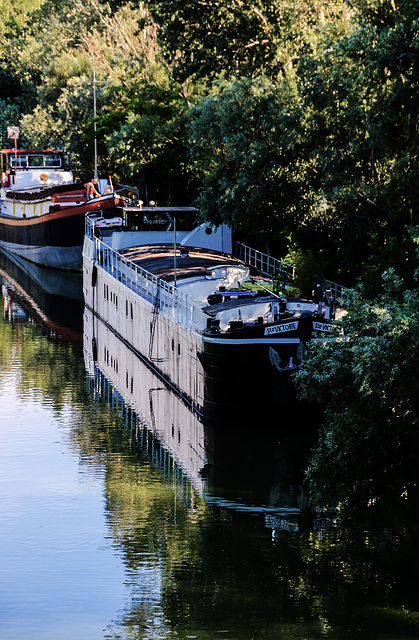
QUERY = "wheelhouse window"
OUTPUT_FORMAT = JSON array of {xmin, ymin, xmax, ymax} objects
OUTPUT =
[
  {"xmin": 9, "ymin": 153, "xmax": 63, "ymax": 169},
  {"xmin": 27, "ymin": 155, "xmax": 45, "ymax": 167},
  {"xmin": 10, "ymin": 155, "xmax": 29, "ymax": 168},
  {"xmin": 43, "ymin": 154, "xmax": 62, "ymax": 167}
]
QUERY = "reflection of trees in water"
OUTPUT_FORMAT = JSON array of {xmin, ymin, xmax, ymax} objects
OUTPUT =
[
  {"xmin": 82, "ymin": 371, "xmax": 419, "ymax": 640},
  {"xmin": 0, "ymin": 293, "xmax": 85, "ymax": 413}
]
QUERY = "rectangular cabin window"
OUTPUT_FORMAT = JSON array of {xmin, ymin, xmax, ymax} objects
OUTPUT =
[
  {"xmin": 9, "ymin": 153, "xmax": 63, "ymax": 168},
  {"xmin": 126, "ymin": 372, "xmax": 129, "ymax": 388},
  {"xmin": 11, "ymin": 155, "xmax": 28, "ymax": 168},
  {"xmin": 130, "ymin": 377, "xmax": 134, "ymax": 394},
  {"xmin": 178, "ymin": 343, "xmax": 181, "ymax": 356},
  {"xmin": 126, "ymin": 300, "xmax": 128, "ymax": 317},
  {"xmin": 27, "ymin": 155, "xmax": 45, "ymax": 167},
  {"xmin": 44, "ymin": 154, "xmax": 61, "ymax": 167},
  {"xmin": 130, "ymin": 303, "xmax": 133, "ymax": 320}
]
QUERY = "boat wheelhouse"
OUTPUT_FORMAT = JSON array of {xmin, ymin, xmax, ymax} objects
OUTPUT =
[{"xmin": 0, "ymin": 148, "xmax": 73, "ymax": 208}]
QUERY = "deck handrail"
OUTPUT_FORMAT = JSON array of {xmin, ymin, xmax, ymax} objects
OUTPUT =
[
  {"xmin": 235, "ymin": 242, "xmax": 296, "ymax": 284},
  {"xmin": 236, "ymin": 242, "xmax": 346, "ymax": 299},
  {"xmin": 324, "ymin": 279, "xmax": 347, "ymax": 302},
  {"xmin": 85, "ymin": 214, "xmax": 208, "ymax": 330}
]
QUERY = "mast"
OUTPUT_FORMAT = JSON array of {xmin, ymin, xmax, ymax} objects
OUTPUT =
[
  {"xmin": 85, "ymin": 65, "xmax": 108, "ymax": 178},
  {"xmin": 93, "ymin": 65, "xmax": 98, "ymax": 178}
]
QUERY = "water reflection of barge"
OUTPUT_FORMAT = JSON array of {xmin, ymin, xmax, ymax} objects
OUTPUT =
[
  {"xmin": 0, "ymin": 247, "xmax": 83, "ymax": 342},
  {"xmin": 83, "ymin": 207, "xmax": 338, "ymax": 418},
  {"xmin": 84, "ymin": 306, "xmax": 332, "ymax": 532}
]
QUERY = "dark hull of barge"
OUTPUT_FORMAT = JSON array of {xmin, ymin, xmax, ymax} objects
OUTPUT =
[{"xmin": 200, "ymin": 315, "xmax": 320, "ymax": 419}]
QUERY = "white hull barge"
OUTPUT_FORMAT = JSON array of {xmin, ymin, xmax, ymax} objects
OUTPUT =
[{"xmin": 83, "ymin": 207, "xmax": 335, "ymax": 418}]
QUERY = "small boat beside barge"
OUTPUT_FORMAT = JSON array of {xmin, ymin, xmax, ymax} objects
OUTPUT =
[
  {"xmin": 83, "ymin": 206, "xmax": 337, "ymax": 418},
  {"xmin": 0, "ymin": 147, "xmax": 134, "ymax": 270}
]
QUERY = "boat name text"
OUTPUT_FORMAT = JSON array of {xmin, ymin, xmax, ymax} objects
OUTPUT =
[
  {"xmin": 313, "ymin": 321, "xmax": 333, "ymax": 332},
  {"xmin": 265, "ymin": 321, "xmax": 298, "ymax": 336}
]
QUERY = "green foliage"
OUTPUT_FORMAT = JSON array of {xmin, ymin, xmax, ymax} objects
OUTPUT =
[
  {"xmin": 291, "ymin": 0, "xmax": 419, "ymax": 279},
  {"xmin": 284, "ymin": 245, "xmax": 338, "ymax": 296},
  {"xmin": 147, "ymin": 0, "xmax": 351, "ymax": 85},
  {"xmin": 295, "ymin": 264, "xmax": 419, "ymax": 525},
  {"xmin": 2, "ymin": 0, "xmax": 418, "ymax": 275},
  {"xmin": 103, "ymin": 82, "xmax": 199, "ymax": 203},
  {"xmin": 361, "ymin": 232, "xmax": 419, "ymax": 295},
  {"xmin": 178, "ymin": 0, "xmax": 418, "ymax": 282},
  {"xmin": 1, "ymin": 0, "xmax": 167, "ymax": 178},
  {"xmin": 187, "ymin": 76, "xmax": 310, "ymax": 244}
]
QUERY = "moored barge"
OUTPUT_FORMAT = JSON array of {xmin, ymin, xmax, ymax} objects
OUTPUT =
[
  {"xmin": 83, "ymin": 206, "xmax": 337, "ymax": 418},
  {"xmin": 0, "ymin": 147, "xmax": 134, "ymax": 270}
]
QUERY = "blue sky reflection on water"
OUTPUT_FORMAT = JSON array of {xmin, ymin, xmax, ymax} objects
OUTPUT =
[{"xmin": 0, "ymin": 384, "xmax": 127, "ymax": 640}]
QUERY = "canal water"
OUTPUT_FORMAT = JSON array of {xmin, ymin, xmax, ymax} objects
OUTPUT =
[{"xmin": 1, "ymin": 249, "xmax": 419, "ymax": 640}]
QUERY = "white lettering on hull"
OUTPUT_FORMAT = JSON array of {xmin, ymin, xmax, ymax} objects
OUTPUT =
[
  {"xmin": 313, "ymin": 321, "xmax": 333, "ymax": 333},
  {"xmin": 264, "ymin": 321, "xmax": 298, "ymax": 336}
]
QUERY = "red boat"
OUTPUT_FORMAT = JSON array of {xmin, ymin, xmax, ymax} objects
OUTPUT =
[{"xmin": 0, "ymin": 147, "xmax": 134, "ymax": 270}]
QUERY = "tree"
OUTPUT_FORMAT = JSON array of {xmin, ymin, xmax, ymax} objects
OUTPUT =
[
  {"xmin": 103, "ymin": 83, "xmax": 199, "ymax": 203},
  {"xmin": 187, "ymin": 76, "xmax": 312, "ymax": 250},
  {"xmin": 1, "ymin": 0, "xmax": 169, "ymax": 179},
  {"xmin": 292, "ymin": 0, "xmax": 419, "ymax": 286},
  {"xmin": 146, "ymin": 0, "xmax": 351, "ymax": 86},
  {"xmin": 183, "ymin": 0, "xmax": 419, "ymax": 284},
  {"xmin": 295, "ymin": 251, "xmax": 419, "ymax": 524}
]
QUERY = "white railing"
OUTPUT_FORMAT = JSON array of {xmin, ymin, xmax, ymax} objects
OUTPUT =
[
  {"xmin": 86, "ymin": 215, "xmax": 207, "ymax": 330},
  {"xmin": 325, "ymin": 279, "xmax": 347, "ymax": 302},
  {"xmin": 235, "ymin": 242, "xmax": 296, "ymax": 283},
  {"xmin": 236, "ymin": 241, "xmax": 346, "ymax": 300}
]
